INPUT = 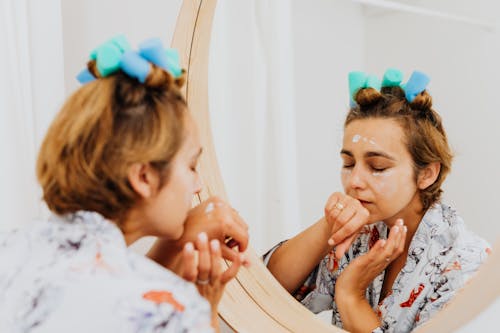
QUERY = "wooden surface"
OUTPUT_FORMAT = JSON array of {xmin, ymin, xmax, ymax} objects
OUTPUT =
[{"xmin": 170, "ymin": 0, "xmax": 498, "ymax": 331}]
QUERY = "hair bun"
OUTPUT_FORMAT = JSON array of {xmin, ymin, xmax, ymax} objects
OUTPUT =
[
  {"xmin": 410, "ymin": 90, "xmax": 433, "ymax": 111},
  {"xmin": 86, "ymin": 60, "xmax": 186, "ymax": 91},
  {"xmin": 144, "ymin": 64, "xmax": 186, "ymax": 90},
  {"xmin": 354, "ymin": 87, "xmax": 383, "ymax": 107}
]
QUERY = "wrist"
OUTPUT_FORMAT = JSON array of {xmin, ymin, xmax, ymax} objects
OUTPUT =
[{"xmin": 147, "ymin": 238, "xmax": 182, "ymax": 269}]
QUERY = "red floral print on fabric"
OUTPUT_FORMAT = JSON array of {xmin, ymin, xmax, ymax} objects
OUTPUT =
[
  {"xmin": 327, "ymin": 250, "xmax": 339, "ymax": 273},
  {"xmin": 369, "ymin": 227, "xmax": 380, "ymax": 249},
  {"xmin": 143, "ymin": 290, "xmax": 185, "ymax": 312},
  {"xmin": 400, "ymin": 284, "xmax": 425, "ymax": 308},
  {"xmin": 443, "ymin": 261, "xmax": 462, "ymax": 273}
]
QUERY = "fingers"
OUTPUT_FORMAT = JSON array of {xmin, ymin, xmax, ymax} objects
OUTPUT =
[
  {"xmin": 210, "ymin": 239, "xmax": 222, "ymax": 282},
  {"xmin": 328, "ymin": 206, "xmax": 369, "ymax": 246},
  {"xmin": 181, "ymin": 242, "xmax": 197, "ymax": 282},
  {"xmin": 223, "ymin": 222, "xmax": 249, "ymax": 252},
  {"xmin": 221, "ymin": 253, "xmax": 243, "ymax": 284},
  {"xmin": 333, "ymin": 233, "xmax": 358, "ymax": 260},
  {"xmin": 205, "ymin": 197, "xmax": 249, "ymax": 252},
  {"xmin": 196, "ymin": 232, "xmax": 211, "ymax": 282},
  {"xmin": 372, "ymin": 219, "xmax": 406, "ymax": 265},
  {"xmin": 324, "ymin": 192, "xmax": 344, "ymax": 224}
]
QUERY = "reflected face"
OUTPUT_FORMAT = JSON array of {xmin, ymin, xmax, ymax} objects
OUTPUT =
[
  {"xmin": 145, "ymin": 114, "xmax": 203, "ymax": 239},
  {"xmin": 341, "ymin": 118, "xmax": 420, "ymax": 224}
]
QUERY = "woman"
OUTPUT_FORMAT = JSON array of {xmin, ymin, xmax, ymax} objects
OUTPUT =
[
  {"xmin": 265, "ymin": 69, "xmax": 490, "ymax": 332},
  {"xmin": 0, "ymin": 36, "xmax": 248, "ymax": 332}
]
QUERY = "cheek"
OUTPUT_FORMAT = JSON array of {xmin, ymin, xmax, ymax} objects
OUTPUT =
[
  {"xmin": 340, "ymin": 169, "xmax": 351, "ymax": 189},
  {"xmin": 371, "ymin": 171, "xmax": 398, "ymax": 198}
]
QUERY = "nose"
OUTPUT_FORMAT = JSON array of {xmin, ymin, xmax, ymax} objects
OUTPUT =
[{"xmin": 346, "ymin": 165, "xmax": 366, "ymax": 190}]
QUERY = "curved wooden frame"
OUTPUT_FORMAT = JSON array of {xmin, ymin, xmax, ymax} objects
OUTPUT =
[{"xmin": 170, "ymin": 0, "xmax": 499, "ymax": 331}]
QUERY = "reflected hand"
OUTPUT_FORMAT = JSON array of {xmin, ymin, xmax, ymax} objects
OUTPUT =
[{"xmin": 324, "ymin": 192, "xmax": 370, "ymax": 259}]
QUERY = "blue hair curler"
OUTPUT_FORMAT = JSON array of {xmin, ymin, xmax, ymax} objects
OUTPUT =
[
  {"xmin": 120, "ymin": 51, "xmax": 151, "ymax": 83},
  {"xmin": 382, "ymin": 68, "xmax": 403, "ymax": 87},
  {"xmin": 404, "ymin": 71, "xmax": 430, "ymax": 102},
  {"xmin": 76, "ymin": 68, "xmax": 96, "ymax": 84}
]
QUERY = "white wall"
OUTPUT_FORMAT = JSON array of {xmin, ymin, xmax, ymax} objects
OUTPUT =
[
  {"xmin": 364, "ymin": 0, "xmax": 500, "ymax": 242},
  {"xmin": 61, "ymin": 0, "xmax": 182, "ymax": 95},
  {"xmin": 292, "ymin": 0, "xmax": 365, "ymax": 232}
]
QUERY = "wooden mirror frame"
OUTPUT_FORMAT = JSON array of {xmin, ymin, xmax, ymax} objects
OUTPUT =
[{"xmin": 170, "ymin": 0, "xmax": 499, "ymax": 331}]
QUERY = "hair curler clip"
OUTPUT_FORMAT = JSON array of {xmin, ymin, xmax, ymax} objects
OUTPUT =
[
  {"xmin": 76, "ymin": 35, "xmax": 184, "ymax": 84},
  {"xmin": 404, "ymin": 71, "xmax": 430, "ymax": 102},
  {"xmin": 382, "ymin": 68, "xmax": 404, "ymax": 87},
  {"xmin": 138, "ymin": 38, "xmax": 183, "ymax": 79},
  {"xmin": 348, "ymin": 71, "xmax": 381, "ymax": 106}
]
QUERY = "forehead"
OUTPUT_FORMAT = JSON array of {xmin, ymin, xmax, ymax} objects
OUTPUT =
[
  {"xmin": 180, "ymin": 113, "xmax": 201, "ymax": 152},
  {"xmin": 343, "ymin": 118, "xmax": 407, "ymax": 156}
]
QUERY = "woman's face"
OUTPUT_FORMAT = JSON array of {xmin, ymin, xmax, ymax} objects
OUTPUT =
[
  {"xmin": 341, "ymin": 118, "xmax": 421, "ymax": 224},
  {"xmin": 144, "ymin": 114, "xmax": 203, "ymax": 240}
]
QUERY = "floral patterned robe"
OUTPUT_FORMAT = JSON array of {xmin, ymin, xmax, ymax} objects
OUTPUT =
[
  {"xmin": 0, "ymin": 211, "xmax": 213, "ymax": 333},
  {"xmin": 264, "ymin": 203, "xmax": 491, "ymax": 332}
]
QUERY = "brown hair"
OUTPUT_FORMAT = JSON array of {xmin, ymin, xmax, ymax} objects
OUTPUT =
[
  {"xmin": 346, "ymin": 86, "xmax": 453, "ymax": 211},
  {"xmin": 37, "ymin": 61, "xmax": 187, "ymax": 222}
]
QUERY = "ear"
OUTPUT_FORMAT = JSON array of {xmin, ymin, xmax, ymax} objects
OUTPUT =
[
  {"xmin": 417, "ymin": 162, "xmax": 441, "ymax": 190},
  {"xmin": 127, "ymin": 163, "xmax": 159, "ymax": 199}
]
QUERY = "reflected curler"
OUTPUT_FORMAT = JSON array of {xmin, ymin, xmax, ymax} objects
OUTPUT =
[{"xmin": 404, "ymin": 71, "xmax": 430, "ymax": 102}]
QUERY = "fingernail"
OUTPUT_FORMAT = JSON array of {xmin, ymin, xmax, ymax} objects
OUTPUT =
[
  {"xmin": 328, "ymin": 239, "xmax": 335, "ymax": 246},
  {"xmin": 198, "ymin": 232, "xmax": 208, "ymax": 242},
  {"xmin": 397, "ymin": 219, "xmax": 404, "ymax": 226},
  {"xmin": 185, "ymin": 242, "xmax": 194, "ymax": 252},
  {"xmin": 403, "ymin": 225, "xmax": 408, "ymax": 233},
  {"xmin": 393, "ymin": 226, "xmax": 399, "ymax": 234},
  {"xmin": 380, "ymin": 239, "xmax": 386, "ymax": 248},
  {"xmin": 210, "ymin": 239, "xmax": 220, "ymax": 251}
]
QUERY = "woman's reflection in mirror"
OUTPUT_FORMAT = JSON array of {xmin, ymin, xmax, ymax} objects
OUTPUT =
[{"xmin": 264, "ymin": 69, "xmax": 491, "ymax": 333}]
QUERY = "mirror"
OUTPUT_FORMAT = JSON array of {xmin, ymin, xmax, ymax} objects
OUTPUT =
[
  {"xmin": 209, "ymin": 0, "xmax": 500, "ymax": 252},
  {"xmin": 205, "ymin": 0, "xmax": 499, "ymax": 331}
]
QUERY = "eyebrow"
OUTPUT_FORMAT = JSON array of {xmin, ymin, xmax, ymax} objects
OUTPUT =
[{"xmin": 340, "ymin": 149, "xmax": 396, "ymax": 161}]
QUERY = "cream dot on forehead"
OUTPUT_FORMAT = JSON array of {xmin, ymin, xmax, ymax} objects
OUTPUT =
[{"xmin": 352, "ymin": 134, "xmax": 378, "ymax": 146}]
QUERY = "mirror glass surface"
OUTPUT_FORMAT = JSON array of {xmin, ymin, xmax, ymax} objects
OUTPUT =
[
  {"xmin": 209, "ymin": 1, "xmax": 499, "ymax": 327},
  {"xmin": 209, "ymin": 0, "xmax": 500, "ymax": 253}
]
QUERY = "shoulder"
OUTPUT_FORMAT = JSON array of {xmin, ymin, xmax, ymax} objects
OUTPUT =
[
  {"xmin": 438, "ymin": 203, "xmax": 490, "ymax": 267},
  {"xmin": 421, "ymin": 203, "xmax": 490, "ymax": 288}
]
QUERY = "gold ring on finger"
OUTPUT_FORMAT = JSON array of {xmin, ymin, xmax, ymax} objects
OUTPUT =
[
  {"xmin": 334, "ymin": 202, "xmax": 345, "ymax": 211},
  {"xmin": 196, "ymin": 278, "xmax": 210, "ymax": 285}
]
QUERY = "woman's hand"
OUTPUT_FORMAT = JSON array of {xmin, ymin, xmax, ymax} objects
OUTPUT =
[
  {"xmin": 336, "ymin": 219, "xmax": 406, "ymax": 301},
  {"xmin": 334, "ymin": 220, "xmax": 406, "ymax": 332},
  {"xmin": 324, "ymin": 192, "xmax": 370, "ymax": 259},
  {"xmin": 181, "ymin": 197, "xmax": 249, "ymax": 261},
  {"xmin": 147, "ymin": 197, "xmax": 250, "ymax": 270},
  {"xmin": 180, "ymin": 232, "xmax": 243, "ymax": 330}
]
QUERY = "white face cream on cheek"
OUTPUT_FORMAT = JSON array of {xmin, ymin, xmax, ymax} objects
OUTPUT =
[{"xmin": 371, "ymin": 170, "xmax": 398, "ymax": 197}]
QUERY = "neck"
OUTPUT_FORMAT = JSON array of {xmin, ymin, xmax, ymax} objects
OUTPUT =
[
  {"xmin": 118, "ymin": 209, "xmax": 147, "ymax": 246},
  {"xmin": 384, "ymin": 193, "xmax": 426, "ymax": 253}
]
